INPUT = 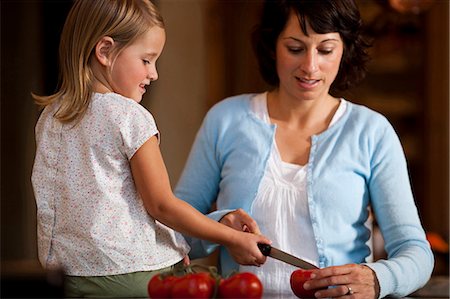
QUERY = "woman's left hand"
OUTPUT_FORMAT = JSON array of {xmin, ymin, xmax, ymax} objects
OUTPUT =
[
  {"xmin": 219, "ymin": 208, "xmax": 262, "ymax": 235},
  {"xmin": 303, "ymin": 264, "xmax": 380, "ymax": 298}
]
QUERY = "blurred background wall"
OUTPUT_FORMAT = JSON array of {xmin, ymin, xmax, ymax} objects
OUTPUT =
[{"xmin": 2, "ymin": 0, "xmax": 449, "ymax": 277}]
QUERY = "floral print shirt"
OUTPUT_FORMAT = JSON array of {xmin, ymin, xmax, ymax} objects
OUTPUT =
[{"xmin": 32, "ymin": 92, "xmax": 190, "ymax": 276}]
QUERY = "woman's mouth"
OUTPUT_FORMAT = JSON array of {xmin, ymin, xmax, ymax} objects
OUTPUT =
[{"xmin": 296, "ymin": 77, "xmax": 319, "ymax": 89}]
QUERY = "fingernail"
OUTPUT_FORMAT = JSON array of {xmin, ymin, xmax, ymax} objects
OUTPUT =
[
  {"xmin": 303, "ymin": 282, "xmax": 310, "ymax": 289},
  {"xmin": 310, "ymin": 273, "xmax": 316, "ymax": 279}
]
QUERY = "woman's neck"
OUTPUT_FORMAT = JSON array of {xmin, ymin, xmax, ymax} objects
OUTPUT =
[{"xmin": 267, "ymin": 89, "xmax": 340, "ymax": 131}]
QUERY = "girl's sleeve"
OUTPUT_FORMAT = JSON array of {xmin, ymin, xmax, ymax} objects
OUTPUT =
[
  {"xmin": 365, "ymin": 122, "xmax": 434, "ymax": 298},
  {"xmin": 121, "ymin": 106, "xmax": 159, "ymax": 160},
  {"xmin": 175, "ymin": 110, "xmax": 228, "ymax": 259}
]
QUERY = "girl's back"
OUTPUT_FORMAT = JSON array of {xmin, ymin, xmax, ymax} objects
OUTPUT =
[{"xmin": 32, "ymin": 92, "xmax": 189, "ymax": 276}]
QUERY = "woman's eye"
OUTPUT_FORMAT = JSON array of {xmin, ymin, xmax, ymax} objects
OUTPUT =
[
  {"xmin": 319, "ymin": 49, "xmax": 333, "ymax": 55},
  {"xmin": 143, "ymin": 59, "xmax": 150, "ymax": 65},
  {"xmin": 288, "ymin": 47, "xmax": 304, "ymax": 53}
]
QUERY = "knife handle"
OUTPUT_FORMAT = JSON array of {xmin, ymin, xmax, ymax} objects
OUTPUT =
[{"xmin": 258, "ymin": 243, "xmax": 272, "ymax": 256}]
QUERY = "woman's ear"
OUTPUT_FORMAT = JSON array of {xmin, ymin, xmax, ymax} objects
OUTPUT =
[{"xmin": 94, "ymin": 36, "xmax": 115, "ymax": 66}]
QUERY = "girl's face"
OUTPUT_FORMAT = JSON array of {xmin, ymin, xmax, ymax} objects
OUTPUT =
[
  {"xmin": 275, "ymin": 11, "xmax": 343, "ymax": 102},
  {"xmin": 110, "ymin": 26, "xmax": 166, "ymax": 103}
]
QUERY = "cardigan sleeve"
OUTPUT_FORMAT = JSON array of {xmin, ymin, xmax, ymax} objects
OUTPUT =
[
  {"xmin": 174, "ymin": 108, "xmax": 225, "ymax": 259},
  {"xmin": 365, "ymin": 121, "xmax": 434, "ymax": 298}
]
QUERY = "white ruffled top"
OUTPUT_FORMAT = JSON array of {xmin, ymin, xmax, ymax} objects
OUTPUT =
[{"xmin": 239, "ymin": 92, "xmax": 347, "ymax": 297}]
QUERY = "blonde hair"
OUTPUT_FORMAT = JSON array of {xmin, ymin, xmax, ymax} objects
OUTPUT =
[{"xmin": 32, "ymin": 0, "xmax": 164, "ymax": 123}]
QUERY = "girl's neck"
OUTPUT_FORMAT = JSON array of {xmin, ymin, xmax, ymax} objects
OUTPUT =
[
  {"xmin": 92, "ymin": 81, "xmax": 113, "ymax": 94},
  {"xmin": 90, "ymin": 59, "xmax": 114, "ymax": 94}
]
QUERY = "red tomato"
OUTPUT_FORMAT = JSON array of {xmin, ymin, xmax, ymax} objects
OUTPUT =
[
  {"xmin": 199, "ymin": 272, "xmax": 217, "ymax": 286},
  {"xmin": 290, "ymin": 269, "xmax": 323, "ymax": 298},
  {"xmin": 171, "ymin": 272, "xmax": 215, "ymax": 298},
  {"xmin": 148, "ymin": 274, "xmax": 180, "ymax": 298},
  {"xmin": 218, "ymin": 272, "xmax": 263, "ymax": 299}
]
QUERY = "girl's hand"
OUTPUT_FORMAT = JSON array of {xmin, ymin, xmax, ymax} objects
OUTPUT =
[
  {"xmin": 182, "ymin": 255, "xmax": 190, "ymax": 266},
  {"xmin": 220, "ymin": 209, "xmax": 270, "ymax": 266},
  {"xmin": 220, "ymin": 208, "xmax": 262, "ymax": 235},
  {"xmin": 227, "ymin": 231, "xmax": 270, "ymax": 266},
  {"xmin": 303, "ymin": 264, "xmax": 380, "ymax": 298}
]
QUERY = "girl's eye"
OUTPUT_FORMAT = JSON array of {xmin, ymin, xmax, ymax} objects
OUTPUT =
[{"xmin": 143, "ymin": 59, "xmax": 150, "ymax": 65}]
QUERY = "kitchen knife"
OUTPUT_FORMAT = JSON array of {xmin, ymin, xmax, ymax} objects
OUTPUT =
[{"xmin": 258, "ymin": 243, "xmax": 318, "ymax": 269}]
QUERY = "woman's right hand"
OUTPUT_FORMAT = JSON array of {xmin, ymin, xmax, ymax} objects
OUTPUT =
[{"xmin": 227, "ymin": 230, "xmax": 270, "ymax": 266}]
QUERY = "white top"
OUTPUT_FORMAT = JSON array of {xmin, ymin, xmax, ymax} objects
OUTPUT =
[
  {"xmin": 240, "ymin": 93, "xmax": 347, "ymax": 296},
  {"xmin": 32, "ymin": 92, "xmax": 190, "ymax": 276}
]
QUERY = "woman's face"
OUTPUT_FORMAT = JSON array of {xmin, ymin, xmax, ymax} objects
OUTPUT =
[{"xmin": 275, "ymin": 11, "xmax": 343, "ymax": 101}]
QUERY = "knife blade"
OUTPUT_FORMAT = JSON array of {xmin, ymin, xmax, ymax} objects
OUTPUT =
[{"xmin": 258, "ymin": 243, "xmax": 318, "ymax": 270}]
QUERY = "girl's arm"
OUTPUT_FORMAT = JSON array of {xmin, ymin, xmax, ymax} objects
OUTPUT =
[{"xmin": 130, "ymin": 135, "xmax": 270, "ymax": 266}]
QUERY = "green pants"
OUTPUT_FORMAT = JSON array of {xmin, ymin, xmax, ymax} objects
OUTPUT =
[{"xmin": 65, "ymin": 261, "xmax": 185, "ymax": 298}]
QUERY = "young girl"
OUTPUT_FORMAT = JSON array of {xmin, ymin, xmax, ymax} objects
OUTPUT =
[{"xmin": 31, "ymin": 0, "xmax": 269, "ymax": 297}]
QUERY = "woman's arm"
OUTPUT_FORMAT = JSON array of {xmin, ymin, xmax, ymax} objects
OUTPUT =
[
  {"xmin": 174, "ymin": 112, "xmax": 228, "ymax": 258},
  {"xmin": 130, "ymin": 136, "xmax": 270, "ymax": 266},
  {"xmin": 295, "ymin": 120, "xmax": 433, "ymax": 299},
  {"xmin": 363, "ymin": 124, "xmax": 434, "ymax": 298}
]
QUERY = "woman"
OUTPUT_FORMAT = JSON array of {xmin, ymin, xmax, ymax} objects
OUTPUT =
[{"xmin": 175, "ymin": 0, "xmax": 433, "ymax": 298}]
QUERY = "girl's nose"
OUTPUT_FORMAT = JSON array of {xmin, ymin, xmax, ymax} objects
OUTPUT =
[{"xmin": 148, "ymin": 66, "xmax": 158, "ymax": 81}]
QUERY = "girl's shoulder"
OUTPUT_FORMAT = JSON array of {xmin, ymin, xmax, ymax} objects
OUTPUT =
[
  {"xmin": 92, "ymin": 92, "xmax": 144, "ymax": 111},
  {"xmin": 89, "ymin": 93, "xmax": 158, "ymax": 151},
  {"xmin": 90, "ymin": 92, "xmax": 154, "ymax": 123}
]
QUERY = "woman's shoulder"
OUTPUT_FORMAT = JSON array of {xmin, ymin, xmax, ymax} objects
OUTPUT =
[
  {"xmin": 343, "ymin": 100, "xmax": 398, "ymax": 141},
  {"xmin": 346, "ymin": 101, "xmax": 391, "ymax": 127},
  {"xmin": 206, "ymin": 93, "xmax": 258, "ymax": 120}
]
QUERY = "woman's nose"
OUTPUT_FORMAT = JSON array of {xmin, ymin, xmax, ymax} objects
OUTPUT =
[{"xmin": 301, "ymin": 50, "xmax": 318, "ymax": 74}]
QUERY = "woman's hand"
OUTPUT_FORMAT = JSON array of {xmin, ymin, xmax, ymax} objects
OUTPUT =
[
  {"xmin": 303, "ymin": 264, "xmax": 380, "ymax": 298},
  {"xmin": 220, "ymin": 208, "xmax": 262, "ymax": 234}
]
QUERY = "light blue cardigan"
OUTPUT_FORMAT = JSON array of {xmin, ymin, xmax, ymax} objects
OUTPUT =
[{"xmin": 175, "ymin": 94, "xmax": 433, "ymax": 298}]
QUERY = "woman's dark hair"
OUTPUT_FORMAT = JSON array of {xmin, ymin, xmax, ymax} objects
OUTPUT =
[{"xmin": 252, "ymin": 0, "xmax": 371, "ymax": 93}]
